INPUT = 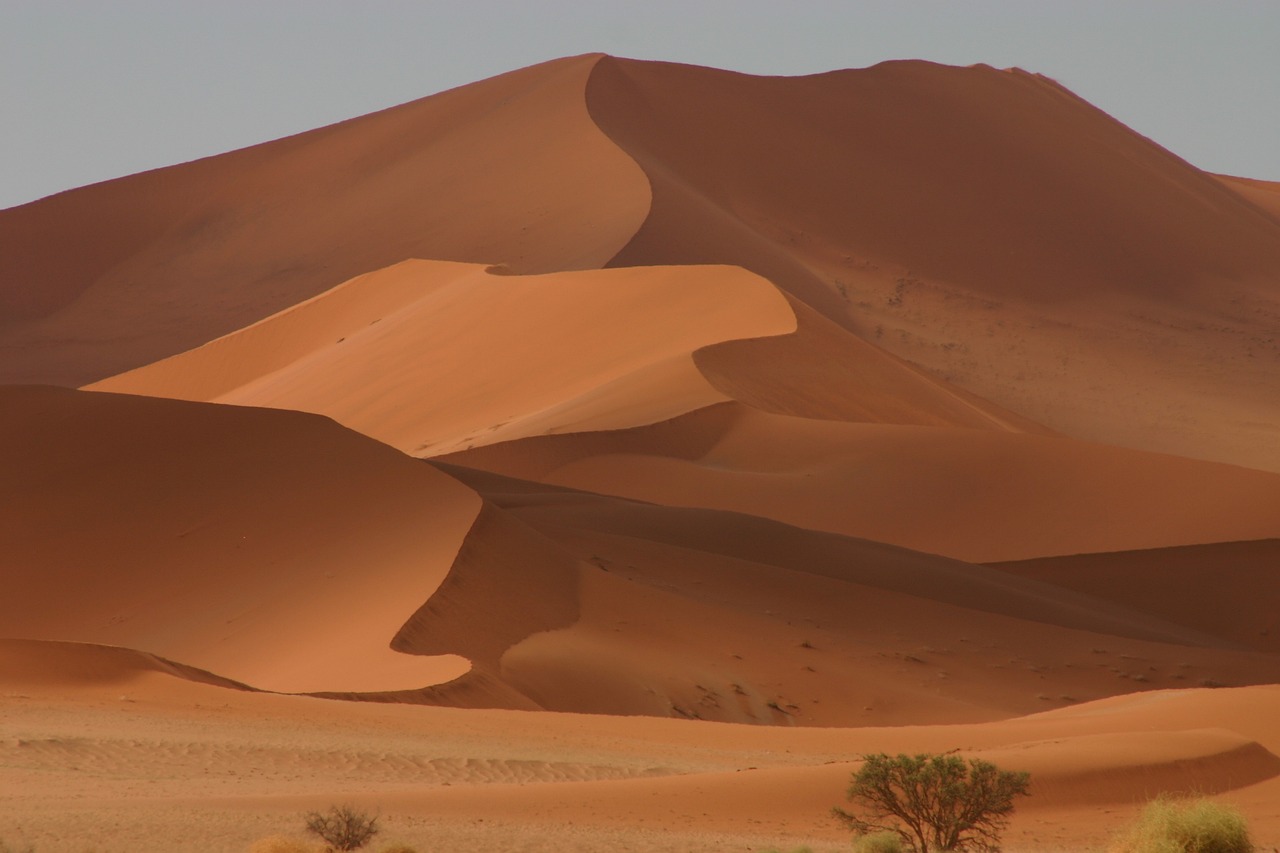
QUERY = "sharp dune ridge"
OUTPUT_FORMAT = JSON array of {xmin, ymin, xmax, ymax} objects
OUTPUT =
[{"xmin": 2, "ymin": 53, "xmax": 1280, "ymax": 852}]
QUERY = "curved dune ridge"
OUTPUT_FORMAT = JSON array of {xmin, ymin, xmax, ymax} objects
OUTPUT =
[
  {"xmin": 0, "ymin": 386, "xmax": 480, "ymax": 693},
  {"xmin": 91, "ymin": 259, "xmax": 798, "ymax": 456},
  {"xmin": 442, "ymin": 402, "xmax": 1280, "ymax": 563},
  {"xmin": 0, "ymin": 54, "xmax": 650, "ymax": 387}
]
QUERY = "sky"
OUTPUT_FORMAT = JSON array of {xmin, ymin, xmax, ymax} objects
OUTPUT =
[{"xmin": 2, "ymin": 1, "xmax": 1278, "ymax": 210}]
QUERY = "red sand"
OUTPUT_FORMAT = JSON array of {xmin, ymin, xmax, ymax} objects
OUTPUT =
[{"xmin": 2, "ymin": 54, "xmax": 1279, "ymax": 853}]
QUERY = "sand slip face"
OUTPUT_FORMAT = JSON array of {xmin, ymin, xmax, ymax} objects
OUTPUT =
[
  {"xmin": 0, "ymin": 386, "xmax": 480, "ymax": 693},
  {"xmin": 91, "ymin": 260, "xmax": 797, "ymax": 456},
  {"xmin": 0, "ymin": 54, "xmax": 649, "ymax": 387},
  {"xmin": 445, "ymin": 402, "xmax": 1280, "ymax": 562}
]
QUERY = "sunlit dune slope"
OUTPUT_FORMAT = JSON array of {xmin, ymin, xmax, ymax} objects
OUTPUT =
[
  {"xmin": 443, "ymin": 402, "xmax": 1280, "ymax": 562},
  {"xmin": 585, "ymin": 57, "xmax": 1280, "ymax": 470},
  {"xmin": 0, "ymin": 386, "xmax": 480, "ymax": 693},
  {"xmin": 90, "ymin": 260, "xmax": 796, "ymax": 455},
  {"xmin": 0, "ymin": 54, "xmax": 649, "ymax": 386}
]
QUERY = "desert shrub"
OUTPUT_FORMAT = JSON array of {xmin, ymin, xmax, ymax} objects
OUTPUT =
[
  {"xmin": 248, "ymin": 837, "xmax": 316, "ymax": 853},
  {"xmin": 833, "ymin": 752, "xmax": 1030, "ymax": 853},
  {"xmin": 854, "ymin": 830, "xmax": 907, "ymax": 853},
  {"xmin": 304, "ymin": 805, "xmax": 380, "ymax": 852},
  {"xmin": 1110, "ymin": 796, "xmax": 1253, "ymax": 853},
  {"xmin": 0, "ymin": 840, "xmax": 35, "ymax": 853}
]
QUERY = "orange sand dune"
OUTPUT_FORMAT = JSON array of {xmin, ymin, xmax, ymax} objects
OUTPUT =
[
  {"xmin": 374, "ymin": 462, "xmax": 1280, "ymax": 726},
  {"xmin": 0, "ymin": 54, "xmax": 648, "ymax": 386},
  {"xmin": 585, "ymin": 57, "xmax": 1280, "ymax": 470},
  {"xmin": 3, "ymin": 52, "xmax": 1280, "ymax": 853},
  {"xmin": 0, "ymin": 385, "xmax": 480, "ymax": 693},
  {"xmin": 444, "ymin": 402, "xmax": 1280, "ymax": 562},
  {"xmin": 993, "ymin": 539, "xmax": 1280, "ymax": 654},
  {"xmin": 1216, "ymin": 174, "xmax": 1280, "ymax": 221},
  {"xmin": 91, "ymin": 260, "xmax": 796, "ymax": 455},
  {"xmin": 587, "ymin": 57, "xmax": 1280, "ymax": 305},
  {"xmin": 694, "ymin": 292, "xmax": 1050, "ymax": 432}
]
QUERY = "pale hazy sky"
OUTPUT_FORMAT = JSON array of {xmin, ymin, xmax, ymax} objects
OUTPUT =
[{"xmin": 2, "ymin": 1, "xmax": 1278, "ymax": 210}]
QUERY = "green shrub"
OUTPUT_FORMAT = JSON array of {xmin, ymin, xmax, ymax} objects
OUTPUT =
[
  {"xmin": 1110, "ymin": 796, "xmax": 1253, "ymax": 853},
  {"xmin": 833, "ymin": 752, "xmax": 1030, "ymax": 853},
  {"xmin": 854, "ymin": 830, "xmax": 907, "ymax": 853}
]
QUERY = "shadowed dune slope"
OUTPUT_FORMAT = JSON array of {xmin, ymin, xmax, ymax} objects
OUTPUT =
[
  {"xmin": 366, "ymin": 461, "xmax": 1280, "ymax": 726},
  {"xmin": 693, "ymin": 292, "xmax": 1049, "ymax": 432},
  {"xmin": 0, "ymin": 54, "xmax": 649, "ymax": 387},
  {"xmin": 993, "ymin": 539, "xmax": 1280, "ymax": 654},
  {"xmin": 443, "ymin": 403, "xmax": 1280, "ymax": 563},
  {"xmin": 90, "ymin": 260, "xmax": 797, "ymax": 456},
  {"xmin": 585, "ymin": 57, "xmax": 1280, "ymax": 470},
  {"xmin": 587, "ymin": 55, "xmax": 1280, "ymax": 309},
  {"xmin": 1216, "ymin": 174, "xmax": 1280, "ymax": 221},
  {"xmin": 0, "ymin": 386, "xmax": 481, "ymax": 693}
]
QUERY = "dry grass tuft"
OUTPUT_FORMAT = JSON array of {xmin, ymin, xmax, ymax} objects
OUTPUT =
[{"xmin": 1110, "ymin": 796, "xmax": 1253, "ymax": 853}]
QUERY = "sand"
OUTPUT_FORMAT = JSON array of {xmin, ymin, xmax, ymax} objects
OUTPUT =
[{"xmin": 2, "ymin": 52, "xmax": 1279, "ymax": 853}]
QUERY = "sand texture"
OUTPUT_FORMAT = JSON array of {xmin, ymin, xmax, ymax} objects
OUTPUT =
[{"xmin": 2, "ymin": 53, "xmax": 1280, "ymax": 852}]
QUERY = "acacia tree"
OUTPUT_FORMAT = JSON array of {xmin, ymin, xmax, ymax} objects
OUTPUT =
[{"xmin": 833, "ymin": 753, "xmax": 1030, "ymax": 853}]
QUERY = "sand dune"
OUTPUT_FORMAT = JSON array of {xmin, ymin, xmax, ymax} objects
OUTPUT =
[
  {"xmin": 443, "ymin": 402, "xmax": 1280, "ymax": 562},
  {"xmin": 993, "ymin": 539, "xmax": 1280, "ymax": 654},
  {"xmin": 0, "ymin": 386, "xmax": 479, "ymax": 693},
  {"xmin": 91, "ymin": 260, "xmax": 797, "ymax": 455},
  {"xmin": 2, "ymin": 51, "xmax": 1279, "ymax": 853},
  {"xmin": 584, "ymin": 57, "xmax": 1280, "ymax": 470},
  {"xmin": 0, "ymin": 54, "xmax": 649, "ymax": 387}
]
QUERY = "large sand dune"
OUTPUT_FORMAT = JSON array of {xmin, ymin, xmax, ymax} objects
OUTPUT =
[
  {"xmin": 0, "ymin": 54, "xmax": 649, "ymax": 387},
  {"xmin": 2, "ymin": 52, "xmax": 1279, "ymax": 853},
  {"xmin": 0, "ymin": 386, "xmax": 480, "ymax": 693}
]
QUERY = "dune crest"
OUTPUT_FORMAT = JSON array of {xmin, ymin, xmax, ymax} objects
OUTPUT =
[
  {"xmin": 444, "ymin": 402, "xmax": 1280, "ymax": 562},
  {"xmin": 0, "ymin": 53, "xmax": 649, "ymax": 387},
  {"xmin": 91, "ymin": 260, "xmax": 797, "ymax": 455},
  {"xmin": 0, "ymin": 386, "xmax": 480, "ymax": 693}
]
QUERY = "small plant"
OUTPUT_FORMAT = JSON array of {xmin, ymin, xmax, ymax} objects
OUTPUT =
[
  {"xmin": 854, "ymin": 830, "xmax": 907, "ymax": 853},
  {"xmin": 833, "ymin": 752, "xmax": 1030, "ymax": 853},
  {"xmin": 1110, "ymin": 795, "xmax": 1253, "ymax": 853},
  {"xmin": 304, "ymin": 805, "xmax": 380, "ymax": 852}
]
